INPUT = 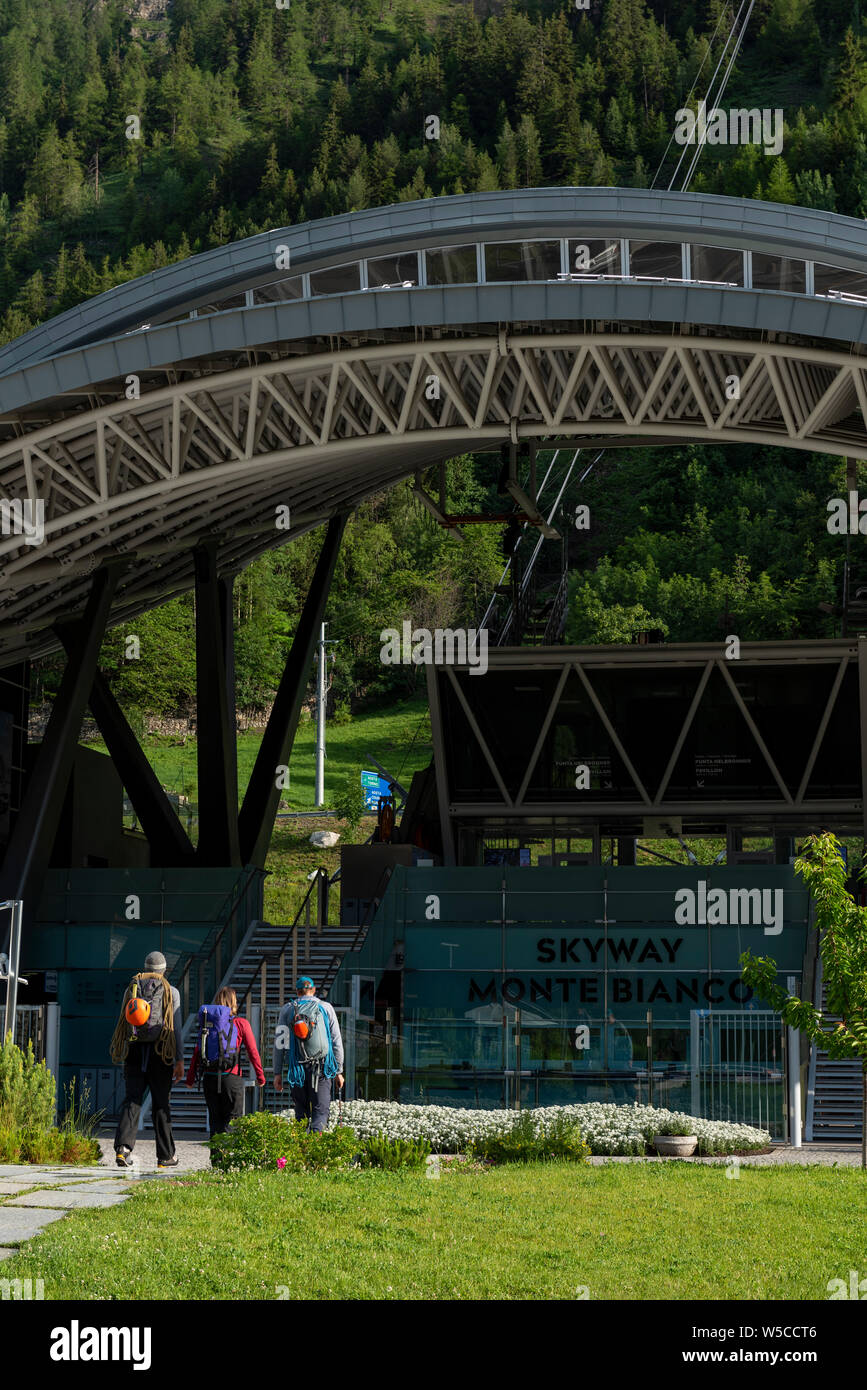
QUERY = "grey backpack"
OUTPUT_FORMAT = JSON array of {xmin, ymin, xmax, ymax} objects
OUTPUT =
[
  {"xmin": 291, "ymin": 998, "xmax": 330, "ymax": 1063},
  {"xmin": 130, "ymin": 974, "xmax": 166, "ymax": 1044}
]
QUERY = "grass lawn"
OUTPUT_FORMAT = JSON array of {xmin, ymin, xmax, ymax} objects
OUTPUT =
[{"xmin": 2, "ymin": 1163, "xmax": 865, "ymax": 1300}]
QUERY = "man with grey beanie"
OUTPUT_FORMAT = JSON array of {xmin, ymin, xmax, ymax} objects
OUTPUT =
[{"xmin": 111, "ymin": 950, "xmax": 184, "ymax": 1168}]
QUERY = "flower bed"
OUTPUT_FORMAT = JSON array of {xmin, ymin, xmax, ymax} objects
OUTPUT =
[{"xmin": 299, "ymin": 1101, "xmax": 771, "ymax": 1156}]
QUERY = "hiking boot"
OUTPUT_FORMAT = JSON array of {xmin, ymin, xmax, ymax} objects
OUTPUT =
[
  {"xmin": 157, "ymin": 1155, "xmax": 179, "ymax": 1169},
  {"xmin": 115, "ymin": 1147, "xmax": 134, "ymax": 1167}
]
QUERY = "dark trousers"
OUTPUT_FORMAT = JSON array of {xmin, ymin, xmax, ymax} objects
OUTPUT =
[
  {"xmin": 290, "ymin": 1067, "xmax": 333, "ymax": 1132},
  {"xmin": 115, "ymin": 1045, "xmax": 175, "ymax": 1163},
  {"xmin": 202, "ymin": 1072, "xmax": 245, "ymax": 1137}
]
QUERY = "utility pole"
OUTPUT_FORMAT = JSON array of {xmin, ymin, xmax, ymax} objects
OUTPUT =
[
  {"xmin": 315, "ymin": 622, "xmax": 327, "ymax": 807},
  {"xmin": 314, "ymin": 624, "xmax": 339, "ymax": 807}
]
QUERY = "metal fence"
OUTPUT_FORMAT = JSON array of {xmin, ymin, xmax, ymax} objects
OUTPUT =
[{"xmin": 690, "ymin": 1009, "xmax": 787, "ymax": 1139}]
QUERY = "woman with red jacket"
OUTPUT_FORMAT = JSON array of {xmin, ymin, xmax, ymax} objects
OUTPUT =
[{"xmin": 186, "ymin": 986, "xmax": 266, "ymax": 1138}]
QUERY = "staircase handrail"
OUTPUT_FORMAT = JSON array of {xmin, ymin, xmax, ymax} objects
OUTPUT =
[
  {"xmin": 174, "ymin": 865, "xmax": 258, "ymax": 1019},
  {"xmin": 235, "ymin": 867, "xmax": 329, "ymax": 1011}
]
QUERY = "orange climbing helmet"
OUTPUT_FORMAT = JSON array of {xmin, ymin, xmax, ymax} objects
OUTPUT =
[
  {"xmin": 125, "ymin": 996, "xmax": 151, "ymax": 1027},
  {"xmin": 125, "ymin": 983, "xmax": 151, "ymax": 1028}
]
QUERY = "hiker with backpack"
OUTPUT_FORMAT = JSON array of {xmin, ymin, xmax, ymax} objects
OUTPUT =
[
  {"xmin": 185, "ymin": 986, "xmax": 265, "ymax": 1139},
  {"xmin": 110, "ymin": 951, "xmax": 183, "ymax": 1169},
  {"xmin": 273, "ymin": 976, "xmax": 344, "ymax": 1132}
]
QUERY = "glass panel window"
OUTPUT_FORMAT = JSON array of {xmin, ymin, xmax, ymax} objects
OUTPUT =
[
  {"xmin": 690, "ymin": 244, "xmax": 744, "ymax": 285},
  {"xmin": 254, "ymin": 277, "xmax": 304, "ymax": 303},
  {"xmin": 425, "ymin": 244, "xmax": 478, "ymax": 285},
  {"xmin": 366, "ymin": 252, "xmax": 419, "ymax": 287},
  {"xmin": 814, "ymin": 262, "xmax": 867, "ymax": 300},
  {"xmin": 309, "ymin": 263, "xmax": 361, "ymax": 296},
  {"xmin": 483, "ymin": 240, "xmax": 561, "ymax": 282},
  {"xmin": 628, "ymin": 241, "xmax": 683, "ymax": 278},
  {"xmin": 196, "ymin": 292, "xmax": 246, "ymax": 314},
  {"xmin": 566, "ymin": 239, "xmax": 621, "ymax": 275},
  {"xmin": 751, "ymin": 252, "xmax": 806, "ymax": 293}
]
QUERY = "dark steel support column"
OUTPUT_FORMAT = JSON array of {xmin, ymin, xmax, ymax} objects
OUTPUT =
[
  {"xmin": 0, "ymin": 567, "xmax": 120, "ymax": 917},
  {"xmin": 220, "ymin": 575, "xmax": 238, "ymax": 812},
  {"xmin": 239, "ymin": 516, "xmax": 346, "ymax": 868},
  {"xmin": 859, "ymin": 637, "xmax": 867, "ymax": 866},
  {"xmin": 56, "ymin": 634, "xmax": 195, "ymax": 865},
  {"xmin": 194, "ymin": 544, "xmax": 241, "ymax": 867}
]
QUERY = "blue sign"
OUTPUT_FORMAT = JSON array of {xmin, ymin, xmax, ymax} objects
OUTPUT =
[{"xmin": 361, "ymin": 769, "xmax": 391, "ymax": 811}]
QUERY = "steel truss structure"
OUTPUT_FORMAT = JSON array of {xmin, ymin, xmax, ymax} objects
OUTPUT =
[{"xmin": 426, "ymin": 641, "xmax": 867, "ymax": 863}]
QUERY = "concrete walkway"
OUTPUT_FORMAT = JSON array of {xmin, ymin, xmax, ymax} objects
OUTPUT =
[
  {"xmin": 588, "ymin": 1143, "xmax": 864, "ymax": 1167},
  {"xmin": 0, "ymin": 1140, "xmax": 211, "ymax": 1261}
]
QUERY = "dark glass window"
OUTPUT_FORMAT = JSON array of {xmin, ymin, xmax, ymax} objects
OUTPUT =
[
  {"xmin": 425, "ymin": 244, "xmax": 478, "ymax": 285},
  {"xmin": 366, "ymin": 252, "xmax": 419, "ymax": 287},
  {"xmin": 814, "ymin": 262, "xmax": 867, "ymax": 300},
  {"xmin": 483, "ymin": 241, "xmax": 561, "ymax": 282},
  {"xmin": 254, "ymin": 277, "xmax": 304, "ymax": 303},
  {"xmin": 629, "ymin": 242, "xmax": 683, "ymax": 278},
  {"xmin": 690, "ymin": 244, "xmax": 744, "ymax": 285},
  {"xmin": 309, "ymin": 263, "xmax": 361, "ymax": 296},
  {"xmin": 751, "ymin": 253, "xmax": 806, "ymax": 293},
  {"xmin": 566, "ymin": 239, "xmax": 621, "ymax": 275}
]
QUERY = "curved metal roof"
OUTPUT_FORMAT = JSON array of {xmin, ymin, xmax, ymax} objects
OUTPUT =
[
  {"xmin": 0, "ymin": 187, "xmax": 865, "ymax": 665},
  {"xmin": 3, "ymin": 185, "xmax": 867, "ymax": 379}
]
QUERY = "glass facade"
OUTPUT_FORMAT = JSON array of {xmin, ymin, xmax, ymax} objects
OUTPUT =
[
  {"xmin": 27, "ymin": 866, "xmax": 264, "ymax": 1108},
  {"xmin": 152, "ymin": 230, "xmax": 865, "ymax": 329},
  {"xmin": 331, "ymin": 865, "xmax": 809, "ymax": 1135}
]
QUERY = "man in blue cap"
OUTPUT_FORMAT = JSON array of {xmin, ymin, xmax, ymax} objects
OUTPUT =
[{"xmin": 273, "ymin": 976, "xmax": 344, "ymax": 1132}]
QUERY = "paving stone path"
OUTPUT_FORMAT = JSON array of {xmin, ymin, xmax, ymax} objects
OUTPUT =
[{"xmin": 0, "ymin": 1154, "xmax": 201, "ymax": 1261}]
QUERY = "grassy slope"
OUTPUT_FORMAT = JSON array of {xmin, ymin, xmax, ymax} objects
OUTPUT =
[
  {"xmin": 1, "ymin": 1161, "xmax": 865, "ymax": 1299},
  {"xmin": 90, "ymin": 697, "xmax": 432, "ymax": 922}
]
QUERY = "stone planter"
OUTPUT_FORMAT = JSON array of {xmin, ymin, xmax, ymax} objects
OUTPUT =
[{"xmin": 653, "ymin": 1134, "xmax": 698, "ymax": 1157}]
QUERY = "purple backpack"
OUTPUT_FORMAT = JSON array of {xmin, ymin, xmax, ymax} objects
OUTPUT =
[{"xmin": 197, "ymin": 1005, "xmax": 241, "ymax": 1075}]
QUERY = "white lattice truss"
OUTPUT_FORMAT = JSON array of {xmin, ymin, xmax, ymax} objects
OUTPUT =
[{"xmin": 1, "ymin": 329, "xmax": 865, "ymax": 653}]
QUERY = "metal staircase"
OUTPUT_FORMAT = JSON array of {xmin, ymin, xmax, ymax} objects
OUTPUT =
[
  {"xmin": 140, "ymin": 869, "xmax": 360, "ymax": 1135},
  {"xmin": 805, "ymin": 965, "xmax": 864, "ymax": 1142}
]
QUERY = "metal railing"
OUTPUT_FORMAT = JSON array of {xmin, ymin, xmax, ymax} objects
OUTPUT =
[
  {"xmin": 176, "ymin": 867, "xmax": 258, "ymax": 1023},
  {"xmin": 690, "ymin": 1008, "xmax": 787, "ymax": 1139},
  {"xmin": 237, "ymin": 867, "xmax": 332, "ymax": 1015}
]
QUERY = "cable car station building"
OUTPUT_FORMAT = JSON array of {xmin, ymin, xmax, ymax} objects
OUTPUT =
[{"xmin": 1, "ymin": 188, "xmax": 866, "ymax": 1139}]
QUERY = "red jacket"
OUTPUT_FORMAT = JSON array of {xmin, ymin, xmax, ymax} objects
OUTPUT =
[{"xmin": 186, "ymin": 1014, "xmax": 265, "ymax": 1086}]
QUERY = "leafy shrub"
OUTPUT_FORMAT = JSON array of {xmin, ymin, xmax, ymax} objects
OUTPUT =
[
  {"xmin": 654, "ymin": 1122, "xmax": 696, "ymax": 1138},
  {"xmin": 360, "ymin": 1134, "xmax": 431, "ymax": 1170},
  {"xmin": 0, "ymin": 1034, "xmax": 55, "ymax": 1131},
  {"xmin": 209, "ymin": 1111, "xmax": 356, "ymax": 1172},
  {"xmin": 470, "ymin": 1112, "xmax": 590, "ymax": 1165}
]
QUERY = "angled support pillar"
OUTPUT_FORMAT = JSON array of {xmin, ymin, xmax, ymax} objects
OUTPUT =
[
  {"xmin": 859, "ymin": 636, "xmax": 867, "ymax": 862},
  {"xmin": 220, "ymin": 574, "xmax": 239, "ymax": 811},
  {"xmin": 239, "ymin": 515, "xmax": 347, "ymax": 867},
  {"xmin": 194, "ymin": 543, "xmax": 241, "ymax": 867},
  {"xmin": 56, "ymin": 630, "xmax": 195, "ymax": 865},
  {"xmin": 0, "ymin": 566, "xmax": 120, "ymax": 920}
]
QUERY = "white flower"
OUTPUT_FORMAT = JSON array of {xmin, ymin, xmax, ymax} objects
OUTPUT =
[{"xmin": 278, "ymin": 1100, "xmax": 770, "ymax": 1155}]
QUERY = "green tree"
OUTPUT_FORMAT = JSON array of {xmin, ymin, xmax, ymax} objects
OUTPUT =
[{"xmin": 741, "ymin": 833, "xmax": 867, "ymax": 1168}]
